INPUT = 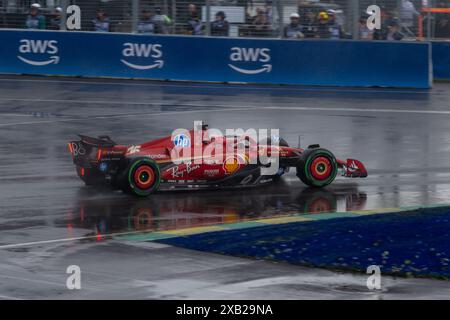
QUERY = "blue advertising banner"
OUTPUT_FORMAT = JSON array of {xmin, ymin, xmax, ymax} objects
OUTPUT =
[
  {"xmin": 432, "ymin": 41, "xmax": 450, "ymax": 80},
  {"xmin": 0, "ymin": 30, "xmax": 432, "ymax": 88}
]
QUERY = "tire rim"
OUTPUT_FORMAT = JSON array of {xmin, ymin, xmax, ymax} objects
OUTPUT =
[
  {"xmin": 310, "ymin": 156, "xmax": 332, "ymax": 180},
  {"xmin": 134, "ymin": 165, "xmax": 155, "ymax": 189}
]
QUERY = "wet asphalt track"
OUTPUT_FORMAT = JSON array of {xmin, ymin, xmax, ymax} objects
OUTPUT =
[{"xmin": 2, "ymin": 75, "xmax": 450, "ymax": 299}]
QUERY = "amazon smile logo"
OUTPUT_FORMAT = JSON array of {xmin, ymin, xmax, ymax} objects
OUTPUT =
[
  {"xmin": 17, "ymin": 39, "xmax": 60, "ymax": 66},
  {"xmin": 228, "ymin": 47, "xmax": 272, "ymax": 75},
  {"xmin": 121, "ymin": 42, "xmax": 164, "ymax": 70}
]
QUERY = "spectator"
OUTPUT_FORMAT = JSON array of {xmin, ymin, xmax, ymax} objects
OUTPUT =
[
  {"xmin": 302, "ymin": 10, "xmax": 318, "ymax": 38},
  {"xmin": 398, "ymin": 0, "xmax": 419, "ymax": 29},
  {"xmin": 435, "ymin": 1, "xmax": 450, "ymax": 38},
  {"xmin": 359, "ymin": 14, "xmax": 373, "ymax": 40},
  {"xmin": 92, "ymin": 9, "xmax": 110, "ymax": 32},
  {"xmin": 48, "ymin": 7, "xmax": 62, "ymax": 30},
  {"xmin": 284, "ymin": 13, "xmax": 304, "ymax": 39},
  {"xmin": 153, "ymin": 7, "xmax": 172, "ymax": 34},
  {"xmin": 187, "ymin": 3, "xmax": 199, "ymax": 20},
  {"xmin": 185, "ymin": 4, "xmax": 203, "ymax": 35},
  {"xmin": 327, "ymin": 9, "xmax": 343, "ymax": 39},
  {"xmin": 211, "ymin": 11, "xmax": 229, "ymax": 37},
  {"xmin": 383, "ymin": 18, "xmax": 404, "ymax": 40},
  {"xmin": 373, "ymin": 5, "xmax": 393, "ymax": 40},
  {"xmin": 264, "ymin": 0, "xmax": 274, "ymax": 24},
  {"xmin": 251, "ymin": 8, "xmax": 272, "ymax": 37},
  {"xmin": 316, "ymin": 11, "xmax": 331, "ymax": 39},
  {"xmin": 25, "ymin": 3, "xmax": 46, "ymax": 30},
  {"xmin": 137, "ymin": 8, "xmax": 155, "ymax": 34}
]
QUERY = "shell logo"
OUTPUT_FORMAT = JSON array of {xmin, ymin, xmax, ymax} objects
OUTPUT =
[{"xmin": 223, "ymin": 155, "xmax": 246, "ymax": 174}]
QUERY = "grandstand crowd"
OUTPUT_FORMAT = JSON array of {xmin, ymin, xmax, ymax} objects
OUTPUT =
[{"xmin": 2, "ymin": 0, "xmax": 449, "ymax": 39}]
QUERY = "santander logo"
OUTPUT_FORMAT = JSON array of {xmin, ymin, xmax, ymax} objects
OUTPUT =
[
  {"xmin": 17, "ymin": 39, "xmax": 60, "ymax": 66},
  {"xmin": 228, "ymin": 47, "xmax": 272, "ymax": 75},
  {"xmin": 121, "ymin": 42, "xmax": 164, "ymax": 70}
]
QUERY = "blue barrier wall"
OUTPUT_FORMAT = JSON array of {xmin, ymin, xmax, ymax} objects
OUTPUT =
[
  {"xmin": 0, "ymin": 30, "xmax": 432, "ymax": 88},
  {"xmin": 432, "ymin": 41, "xmax": 450, "ymax": 80}
]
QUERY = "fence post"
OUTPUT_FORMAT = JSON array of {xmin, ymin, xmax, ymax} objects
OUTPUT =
[
  {"xmin": 350, "ymin": 0, "xmax": 360, "ymax": 40},
  {"xmin": 205, "ymin": 0, "xmax": 211, "ymax": 36},
  {"xmin": 60, "ymin": 0, "xmax": 68, "ymax": 31},
  {"xmin": 275, "ymin": 0, "xmax": 284, "ymax": 39},
  {"xmin": 171, "ymin": 0, "xmax": 177, "ymax": 34},
  {"xmin": 132, "ymin": 0, "xmax": 139, "ymax": 33},
  {"xmin": 426, "ymin": 0, "xmax": 432, "ymax": 40}
]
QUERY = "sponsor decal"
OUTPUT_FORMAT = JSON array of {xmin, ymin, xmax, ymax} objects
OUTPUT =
[
  {"xmin": 121, "ymin": 43, "xmax": 164, "ymax": 70},
  {"xmin": 228, "ymin": 47, "xmax": 272, "ymax": 75},
  {"xmin": 99, "ymin": 162, "xmax": 108, "ymax": 172},
  {"xmin": 104, "ymin": 150, "xmax": 124, "ymax": 156},
  {"xmin": 204, "ymin": 169, "xmax": 220, "ymax": 177},
  {"xmin": 18, "ymin": 39, "xmax": 60, "ymax": 66},
  {"xmin": 171, "ymin": 162, "xmax": 200, "ymax": 178},
  {"xmin": 148, "ymin": 154, "xmax": 167, "ymax": 159},
  {"xmin": 348, "ymin": 160, "xmax": 359, "ymax": 172},
  {"xmin": 228, "ymin": 64, "xmax": 272, "ymax": 74},
  {"xmin": 127, "ymin": 145, "xmax": 141, "ymax": 154},
  {"xmin": 223, "ymin": 155, "xmax": 245, "ymax": 174},
  {"xmin": 71, "ymin": 142, "xmax": 86, "ymax": 157},
  {"xmin": 204, "ymin": 159, "xmax": 221, "ymax": 165},
  {"xmin": 173, "ymin": 134, "xmax": 191, "ymax": 147},
  {"xmin": 240, "ymin": 174, "xmax": 254, "ymax": 185}
]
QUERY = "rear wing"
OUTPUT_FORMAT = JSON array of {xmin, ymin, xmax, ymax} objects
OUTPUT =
[
  {"xmin": 69, "ymin": 135, "xmax": 127, "ymax": 168},
  {"xmin": 78, "ymin": 134, "xmax": 116, "ymax": 147}
]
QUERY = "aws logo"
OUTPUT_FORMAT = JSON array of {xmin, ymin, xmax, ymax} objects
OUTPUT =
[
  {"xmin": 17, "ymin": 39, "xmax": 59, "ymax": 66},
  {"xmin": 121, "ymin": 43, "xmax": 164, "ymax": 70},
  {"xmin": 228, "ymin": 47, "xmax": 272, "ymax": 75}
]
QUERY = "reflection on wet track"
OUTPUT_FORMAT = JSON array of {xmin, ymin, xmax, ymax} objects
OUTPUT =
[{"xmin": 64, "ymin": 183, "xmax": 367, "ymax": 237}]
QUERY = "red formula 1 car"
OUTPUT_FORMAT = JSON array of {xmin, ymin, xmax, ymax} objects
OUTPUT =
[{"xmin": 68, "ymin": 124, "xmax": 367, "ymax": 197}]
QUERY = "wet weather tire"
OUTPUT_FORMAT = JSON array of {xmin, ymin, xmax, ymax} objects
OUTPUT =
[
  {"xmin": 296, "ymin": 148, "xmax": 338, "ymax": 188},
  {"xmin": 122, "ymin": 158, "xmax": 161, "ymax": 197}
]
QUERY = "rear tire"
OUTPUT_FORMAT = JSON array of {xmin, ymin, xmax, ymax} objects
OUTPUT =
[
  {"xmin": 296, "ymin": 148, "xmax": 338, "ymax": 188},
  {"xmin": 121, "ymin": 158, "xmax": 161, "ymax": 197}
]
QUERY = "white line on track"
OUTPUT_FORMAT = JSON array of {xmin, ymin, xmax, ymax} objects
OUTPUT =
[
  {"xmin": 0, "ymin": 107, "xmax": 255, "ymax": 127},
  {"xmin": 262, "ymin": 106, "xmax": 450, "ymax": 115},
  {"xmin": 0, "ymin": 230, "xmax": 153, "ymax": 250},
  {"xmin": 1, "ymin": 105, "xmax": 450, "ymax": 128},
  {"xmin": 0, "ymin": 97, "xmax": 223, "ymax": 106}
]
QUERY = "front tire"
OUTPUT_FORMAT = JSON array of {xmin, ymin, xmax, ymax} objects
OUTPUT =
[
  {"xmin": 296, "ymin": 148, "xmax": 338, "ymax": 188},
  {"xmin": 121, "ymin": 158, "xmax": 161, "ymax": 197}
]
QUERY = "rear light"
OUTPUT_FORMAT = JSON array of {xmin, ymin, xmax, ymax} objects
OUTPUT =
[
  {"xmin": 96, "ymin": 148, "xmax": 102, "ymax": 161},
  {"xmin": 80, "ymin": 167, "xmax": 85, "ymax": 176},
  {"xmin": 68, "ymin": 143, "xmax": 73, "ymax": 154}
]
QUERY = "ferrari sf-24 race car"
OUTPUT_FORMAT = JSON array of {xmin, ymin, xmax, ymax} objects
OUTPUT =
[{"xmin": 68, "ymin": 124, "xmax": 367, "ymax": 197}]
